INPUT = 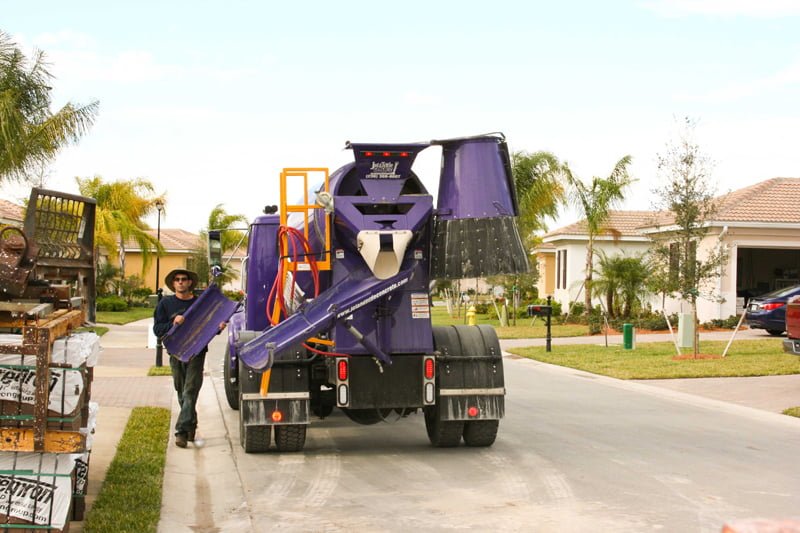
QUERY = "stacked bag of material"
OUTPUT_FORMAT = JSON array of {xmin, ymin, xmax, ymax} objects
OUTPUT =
[
  {"xmin": 0, "ymin": 452, "xmax": 76, "ymax": 532},
  {"xmin": 0, "ymin": 331, "xmax": 101, "ymax": 528},
  {"xmin": 0, "ymin": 332, "xmax": 100, "ymax": 431}
]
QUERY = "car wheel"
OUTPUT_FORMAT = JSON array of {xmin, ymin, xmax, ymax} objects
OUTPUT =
[{"xmin": 766, "ymin": 329, "xmax": 784, "ymax": 336}]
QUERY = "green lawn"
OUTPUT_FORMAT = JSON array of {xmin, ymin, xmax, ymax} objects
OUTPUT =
[
  {"xmin": 430, "ymin": 305, "xmax": 589, "ymax": 338},
  {"xmin": 96, "ymin": 307, "xmax": 153, "ymax": 325},
  {"xmin": 783, "ymin": 407, "xmax": 800, "ymax": 418},
  {"xmin": 510, "ymin": 339, "xmax": 800, "ymax": 379},
  {"xmin": 148, "ymin": 365, "xmax": 172, "ymax": 376},
  {"xmin": 77, "ymin": 326, "xmax": 109, "ymax": 336},
  {"xmin": 84, "ymin": 407, "xmax": 170, "ymax": 533}
]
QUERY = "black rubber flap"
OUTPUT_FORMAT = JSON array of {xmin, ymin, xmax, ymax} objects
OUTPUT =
[{"xmin": 430, "ymin": 216, "xmax": 529, "ymax": 279}]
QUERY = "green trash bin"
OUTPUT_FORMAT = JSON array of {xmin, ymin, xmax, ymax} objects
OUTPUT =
[{"xmin": 622, "ymin": 323, "xmax": 635, "ymax": 350}]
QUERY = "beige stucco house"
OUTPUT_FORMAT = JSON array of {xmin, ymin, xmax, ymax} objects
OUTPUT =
[
  {"xmin": 123, "ymin": 228, "xmax": 245, "ymax": 293},
  {"xmin": 536, "ymin": 178, "xmax": 800, "ymax": 321}
]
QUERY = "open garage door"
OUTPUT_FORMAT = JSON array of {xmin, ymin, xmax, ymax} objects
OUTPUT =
[{"xmin": 737, "ymin": 247, "xmax": 800, "ymax": 302}]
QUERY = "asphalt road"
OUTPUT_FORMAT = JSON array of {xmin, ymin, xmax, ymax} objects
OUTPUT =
[{"xmin": 203, "ymin": 343, "xmax": 800, "ymax": 532}]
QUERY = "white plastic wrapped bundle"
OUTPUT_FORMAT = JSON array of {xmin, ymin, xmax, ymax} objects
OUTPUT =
[
  {"xmin": 0, "ymin": 453, "xmax": 74, "ymax": 530},
  {"xmin": 52, "ymin": 331, "xmax": 101, "ymax": 367},
  {"xmin": 0, "ymin": 354, "xmax": 85, "ymax": 414},
  {"xmin": 0, "ymin": 331, "xmax": 101, "ymax": 368},
  {"xmin": 0, "ymin": 334, "xmax": 22, "ymax": 347}
]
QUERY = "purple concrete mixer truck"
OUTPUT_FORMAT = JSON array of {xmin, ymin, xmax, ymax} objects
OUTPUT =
[{"xmin": 213, "ymin": 133, "xmax": 529, "ymax": 453}]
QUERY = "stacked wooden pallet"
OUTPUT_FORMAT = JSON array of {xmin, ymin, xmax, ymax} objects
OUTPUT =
[{"xmin": 0, "ymin": 306, "xmax": 99, "ymax": 532}]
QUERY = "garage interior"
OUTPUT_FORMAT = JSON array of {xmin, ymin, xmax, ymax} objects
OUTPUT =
[{"xmin": 737, "ymin": 247, "xmax": 800, "ymax": 300}]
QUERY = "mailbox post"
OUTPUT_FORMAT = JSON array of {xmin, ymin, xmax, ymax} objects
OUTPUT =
[{"xmin": 527, "ymin": 295, "xmax": 553, "ymax": 352}]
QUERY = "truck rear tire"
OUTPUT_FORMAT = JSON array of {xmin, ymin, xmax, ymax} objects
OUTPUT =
[
  {"xmin": 224, "ymin": 344, "xmax": 240, "ymax": 410},
  {"xmin": 274, "ymin": 424, "xmax": 307, "ymax": 452},
  {"xmin": 424, "ymin": 405, "xmax": 463, "ymax": 447},
  {"xmin": 463, "ymin": 420, "xmax": 499, "ymax": 447},
  {"xmin": 240, "ymin": 416, "xmax": 271, "ymax": 453}
]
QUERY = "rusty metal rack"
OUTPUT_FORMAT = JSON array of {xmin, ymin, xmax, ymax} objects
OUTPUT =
[{"xmin": 0, "ymin": 307, "xmax": 87, "ymax": 453}]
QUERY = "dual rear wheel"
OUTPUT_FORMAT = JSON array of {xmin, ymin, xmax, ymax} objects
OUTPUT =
[
  {"xmin": 425, "ymin": 324, "xmax": 503, "ymax": 448},
  {"xmin": 424, "ymin": 404, "xmax": 499, "ymax": 447}
]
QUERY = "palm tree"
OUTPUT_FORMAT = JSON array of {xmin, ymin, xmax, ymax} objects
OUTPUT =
[
  {"xmin": 616, "ymin": 254, "xmax": 651, "ymax": 318},
  {"xmin": 592, "ymin": 251, "xmax": 622, "ymax": 318},
  {"xmin": 0, "ymin": 31, "xmax": 98, "ymax": 182},
  {"xmin": 565, "ymin": 156, "xmax": 635, "ymax": 313},
  {"xmin": 594, "ymin": 252, "xmax": 652, "ymax": 318},
  {"xmin": 76, "ymin": 176, "xmax": 165, "ymax": 277},
  {"xmin": 511, "ymin": 150, "xmax": 568, "ymax": 247}
]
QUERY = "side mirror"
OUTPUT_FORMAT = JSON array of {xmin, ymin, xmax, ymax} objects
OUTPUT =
[{"xmin": 208, "ymin": 230, "xmax": 222, "ymax": 274}]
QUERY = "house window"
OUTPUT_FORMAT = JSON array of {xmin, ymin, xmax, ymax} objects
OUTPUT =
[
  {"xmin": 556, "ymin": 249, "xmax": 568, "ymax": 289},
  {"xmin": 556, "ymin": 251, "xmax": 561, "ymax": 289}
]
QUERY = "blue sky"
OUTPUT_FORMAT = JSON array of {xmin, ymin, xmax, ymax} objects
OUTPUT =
[{"xmin": 2, "ymin": 0, "xmax": 799, "ymax": 233}]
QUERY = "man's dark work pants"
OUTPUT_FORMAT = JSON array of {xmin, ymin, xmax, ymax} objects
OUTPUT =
[{"xmin": 170, "ymin": 353, "xmax": 206, "ymax": 436}]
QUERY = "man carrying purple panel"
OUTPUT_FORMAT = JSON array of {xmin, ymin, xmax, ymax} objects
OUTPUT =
[{"xmin": 153, "ymin": 269, "xmax": 226, "ymax": 448}]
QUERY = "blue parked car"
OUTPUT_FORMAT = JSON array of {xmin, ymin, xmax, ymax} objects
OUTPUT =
[{"xmin": 745, "ymin": 284, "xmax": 800, "ymax": 336}]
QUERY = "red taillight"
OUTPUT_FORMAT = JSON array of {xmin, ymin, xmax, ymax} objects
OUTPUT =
[
  {"xmin": 424, "ymin": 358, "xmax": 435, "ymax": 379},
  {"xmin": 467, "ymin": 406, "xmax": 479, "ymax": 417},
  {"xmin": 400, "ymin": 151, "xmax": 409, "ymax": 157},
  {"xmin": 338, "ymin": 359, "xmax": 348, "ymax": 381},
  {"xmin": 271, "ymin": 410, "xmax": 283, "ymax": 422},
  {"xmin": 364, "ymin": 151, "xmax": 374, "ymax": 157},
  {"xmin": 382, "ymin": 151, "xmax": 391, "ymax": 157},
  {"xmin": 762, "ymin": 302, "xmax": 786, "ymax": 311}
]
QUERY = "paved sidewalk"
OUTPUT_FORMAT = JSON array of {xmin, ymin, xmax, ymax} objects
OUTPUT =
[{"xmin": 73, "ymin": 318, "xmax": 173, "ymax": 532}]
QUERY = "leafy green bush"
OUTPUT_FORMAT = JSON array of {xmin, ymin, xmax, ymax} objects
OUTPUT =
[
  {"xmin": 565, "ymin": 301, "xmax": 586, "ymax": 317},
  {"xmin": 702, "ymin": 315, "xmax": 741, "ymax": 329},
  {"xmin": 473, "ymin": 303, "xmax": 490, "ymax": 315},
  {"xmin": 132, "ymin": 287, "xmax": 152, "ymax": 300},
  {"xmin": 223, "ymin": 289, "xmax": 245, "ymax": 302},
  {"xmin": 588, "ymin": 313, "xmax": 603, "ymax": 334},
  {"xmin": 96, "ymin": 295, "xmax": 128, "ymax": 312}
]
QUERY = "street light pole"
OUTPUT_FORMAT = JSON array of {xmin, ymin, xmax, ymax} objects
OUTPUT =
[{"xmin": 155, "ymin": 200, "xmax": 164, "ymax": 367}]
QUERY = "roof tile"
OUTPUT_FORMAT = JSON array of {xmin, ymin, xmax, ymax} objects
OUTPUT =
[{"xmin": 0, "ymin": 199, "xmax": 24, "ymax": 223}]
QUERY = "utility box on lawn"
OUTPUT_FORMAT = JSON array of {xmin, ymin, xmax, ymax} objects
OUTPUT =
[{"xmin": 677, "ymin": 313, "xmax": 695, "ymax": 348}]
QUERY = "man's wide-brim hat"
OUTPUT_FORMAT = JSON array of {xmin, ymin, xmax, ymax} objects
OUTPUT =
[{"xmin": 165, "ymin": 269, "xmax": 199, "ymax": 291}]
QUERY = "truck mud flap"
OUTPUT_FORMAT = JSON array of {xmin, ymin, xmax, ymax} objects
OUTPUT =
[
  {"xmin": 241, "ymin": 392, "xmax": 310, "ymax": 426},
  {"xmin": 432, "ymin": 324, "xmax": 504, "ymax": 389},
  {"xmin": 432, "ymin": 324, "xmax": 505, "ymax": 421},
  {"xmin": 437, "ymin": 391, "xmax": 504, "ymax": 421}
]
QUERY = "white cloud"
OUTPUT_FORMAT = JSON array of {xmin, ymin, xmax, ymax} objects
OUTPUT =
[{"xmin": 642, "ymin": 0, "xmax": 800, "ymax": 17}]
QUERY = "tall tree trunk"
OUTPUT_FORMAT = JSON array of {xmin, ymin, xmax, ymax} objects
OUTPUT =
[{"xmin": 584, "ymin": 240, "xmax": 593, "ymax": 314}]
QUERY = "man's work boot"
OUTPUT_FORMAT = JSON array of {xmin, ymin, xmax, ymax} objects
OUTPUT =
[{"xmin": 175, "ymin": 433, "xmax": 188, "ymax": 448}]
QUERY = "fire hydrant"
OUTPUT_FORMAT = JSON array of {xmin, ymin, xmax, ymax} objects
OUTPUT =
[{"xmin": 467, "ymin": 305, "xmax": 477, "ymax": 326}]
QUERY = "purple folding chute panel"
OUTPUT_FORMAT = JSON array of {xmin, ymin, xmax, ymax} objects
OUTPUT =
[{"xmin": 162, "ymin": 284, "xmax": 240, "ymax": 362}]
